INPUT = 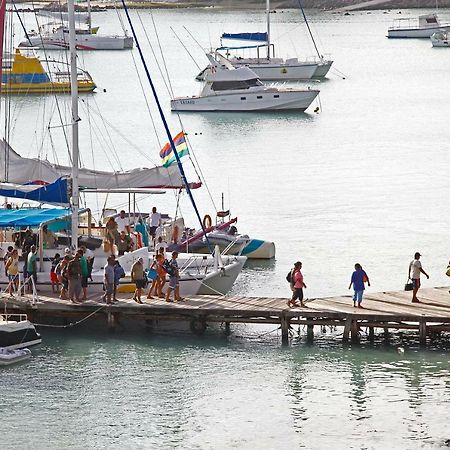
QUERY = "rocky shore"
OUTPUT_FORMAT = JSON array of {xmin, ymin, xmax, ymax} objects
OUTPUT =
[{"xmin": 10, "ymin": 0, "xmax": 450, "ymax": 11}]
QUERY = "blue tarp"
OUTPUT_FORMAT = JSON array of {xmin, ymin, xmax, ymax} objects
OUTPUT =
[
  {"xmin": 0, "ymin": 178, "xmax": 69, "ymax": 205},
  {"xmin": 217, "ymin": 44, "xmax": 268, "ymax": 51},
  {"xmin": 0, "ymin": 208, "xmax": 72, "ymax": 228},
  {"xmin": 221, "ymin": 32, "xmax": 268, "ymax": 42}
]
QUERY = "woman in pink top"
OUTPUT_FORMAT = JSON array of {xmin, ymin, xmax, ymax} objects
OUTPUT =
[{"xmin": 288, "ymin": 261, "xmax": 307, "ymax": 308}]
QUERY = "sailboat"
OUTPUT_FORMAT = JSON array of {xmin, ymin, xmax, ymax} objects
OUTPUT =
[
  {"xmin": 196, "ymin": 0, "xmax": 333, "ymax": 82},
  {"xmin": 19, "ymin": 0, "xmax": 133, "ymax": 50},
  {"xmin": 0, "ymin": 0, "xmax": 246, "ymax": 297}
]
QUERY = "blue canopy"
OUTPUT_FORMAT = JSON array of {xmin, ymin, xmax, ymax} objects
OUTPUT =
[
  {"xmin": 0, "ymin": 208, "xmax": 72, "ymax": 228},
  {"xmin": 221, "ymin": 32, "xmax": 268, "ymax": 42},
  {"xmin": 217, "ymin": 44, "xmax": 268, "ymax": 51},
  {"xmin": 0, "ymin": 178, "xmax": 69, "ymax": 205}
]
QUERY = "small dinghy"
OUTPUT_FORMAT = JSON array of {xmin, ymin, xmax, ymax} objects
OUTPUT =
[{"xmin": 0, "ymin": 347, "xmax": 31, "ymax": 366}]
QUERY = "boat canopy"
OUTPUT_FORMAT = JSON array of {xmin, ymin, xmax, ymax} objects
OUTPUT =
[
  {"xmin": 0, "ymin": 208, "xmax": 73, "ymax": 228},
  {"xmin": 221, "ymin": 32, "xmax": 268, "ymax": 42},
  {"xmin": 0, "ymin": 139, "xmax": 201, "ymax": 190},
  {"xmin": 217, "ymin": 44, "xmax": 268, "ymax": 51},
  {"xmin": 0, "ymin": 178, "xmax": 69, "ymax": 206}
]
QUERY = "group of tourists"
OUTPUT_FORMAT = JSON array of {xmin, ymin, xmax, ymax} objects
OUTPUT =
[
  {"xmin": 50, "ymin": 246, "xmax": 93, "ymax": 303},
  {"xmin": 287, "ymin": 252, "xmax": 443, "ymax": 308},
  {"xmin": 102, "ymin": 250, "xmax": 181, "ymax": 305}
]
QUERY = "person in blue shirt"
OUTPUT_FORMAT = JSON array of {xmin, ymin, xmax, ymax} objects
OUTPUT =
[{"xmin": 348, "ymin": 263, "xmax": 370, "ymax": 308}]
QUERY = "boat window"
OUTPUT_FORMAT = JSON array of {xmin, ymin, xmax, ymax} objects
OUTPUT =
[
  {"xmin": 427, "ymin": 17, "xmax": 438, "ymax": 24},
  {"xmin": 240, "ymin": 97, "xmax": 246, "ymax": 100},
  {"xmin": 257, "ymin": 96, "xmax": 263, "ymax": 99},
  {"xmin": 211, "ymin": 78, "xmax": 263, "ymax": 91},
  {"xmin": 273, "ymin": 94, "xmax": 279, "ymax": 98}
]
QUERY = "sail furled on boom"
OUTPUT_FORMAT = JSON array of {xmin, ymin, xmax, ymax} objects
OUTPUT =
[{"xmin": 221, "ymin": 32, "xmax": 268, "ymax": 42}]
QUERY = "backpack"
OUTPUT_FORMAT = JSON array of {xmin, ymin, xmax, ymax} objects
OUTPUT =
[
  {"xmin": 162, "ymin": 259, "xmax": 175, "ymax": 276},
  {"xmin": 286, "ymin": 270, "xmax": 293, "ymax": 284}
]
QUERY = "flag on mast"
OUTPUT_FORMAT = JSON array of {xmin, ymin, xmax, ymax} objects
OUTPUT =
[{"xmin": 159, "ymin": 131, "xmax": 189, "ymax": 168}]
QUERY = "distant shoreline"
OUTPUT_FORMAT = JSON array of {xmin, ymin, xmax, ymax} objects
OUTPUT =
[{"xmin": 10, "ymin": 0, "xmax": 450, "ymax": 12}]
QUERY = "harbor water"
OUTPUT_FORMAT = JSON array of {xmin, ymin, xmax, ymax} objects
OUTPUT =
[{"xmin": 2, "ymin": 7, "xmax": 450, "ymax": 448}]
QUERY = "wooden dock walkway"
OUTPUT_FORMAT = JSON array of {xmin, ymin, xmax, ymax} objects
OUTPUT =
[{"xmin": 1, "ymin": 286, "xmax": 449, "ymax": 345}]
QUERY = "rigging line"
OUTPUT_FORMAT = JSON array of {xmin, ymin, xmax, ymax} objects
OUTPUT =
[
  {"xmin": 296, "ymin": 0, "xmax": 321, "ymax": 58},
  {"xmin": 127, "ymin": 42, "xmax": 163, "ymax": 150},
  {"xmin": 182, "ymin": 25, "xmax": 205, "ymax": 54},
  {"xmin": 170, "ymin": 26, "xmax": 201, "ymax": 72},
  {"xmin": 11, "ymin": 1, "xmax": 32, "ymax": 45},
  {"xmin": 135, "ymin": 10, "xmax": 172, "ymax": 99},
  {"xmin": 148, "ymin": 9, "xmax": 175, "ymax": 99}
]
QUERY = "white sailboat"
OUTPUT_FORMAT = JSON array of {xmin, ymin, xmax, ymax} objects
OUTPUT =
[
  {"xmin": 173, "ymin": 52, "xmax": 319, "ymax": 112},
  {"xmin": 21, "ymin": 0, "xmax": 133, "ymax": 50},
  {"xmin": 196, "ymin": 0, "xmax": 332, "ymax": 82}
]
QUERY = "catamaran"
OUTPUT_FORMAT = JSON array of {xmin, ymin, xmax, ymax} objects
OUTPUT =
[{"xmin": 196, "ymin": 0, "xmax": 333, "ymax": 82}]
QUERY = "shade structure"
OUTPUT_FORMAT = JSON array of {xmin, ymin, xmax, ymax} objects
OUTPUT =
[{"xmin": 0, "ymin": 208, "xmax": 73, "ymax": 228}]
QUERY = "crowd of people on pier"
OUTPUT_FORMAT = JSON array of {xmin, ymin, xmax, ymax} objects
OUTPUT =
[{"xmin": 286, "ymin": 252, "xmax": 447, "ymax": 309}]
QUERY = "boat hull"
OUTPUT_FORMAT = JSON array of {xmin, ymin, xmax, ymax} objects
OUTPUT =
[
  {"xmin": 1, "ymin": 81, "xmax": 96, "ymax": 94},
  {"xmin": 241, "ymin": 239, "xmax": 276, "ymax": 259},
  {"xmin": 231, "ymin": 61, "xmax": 317, "ymax": 80},
  {"xmin": 312, "ymin": 60, "xmax": 333, "ymax": 78},
  {"xmin": 388, "ymin": 25, "xmax": 450, "ymax": 38},
  {"xmin": 0, "ymin": 320, "xmax": 42, "ymax": 350},
  {"xmin": 20, "ymin": 36, "xmax": 133, "ymax": 51},
  {"xmin": 0, "ymin": 348, "xmax": 32, "ymax": 366},
  {"xmin": 171, "ymin": 89, "xmax": 319, "ymax": 112}
]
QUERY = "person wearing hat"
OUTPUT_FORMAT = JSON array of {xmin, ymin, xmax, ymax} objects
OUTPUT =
[
  {"xmin": 288, "ymin": 261, "xmax": 307, "ymax": 308},
  {"xmin": 408, "ymin": 252, "xmax": 429, "ymax": 303}
]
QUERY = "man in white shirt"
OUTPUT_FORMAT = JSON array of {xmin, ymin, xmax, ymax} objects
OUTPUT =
[
  {"xmin": 149, "ymin": 207, "xmax": 161, "ymax": 238},
  {"xmin": 115, "ymin": 210, "xmax": 130, "ymax": 234},
  {"xmin": 408, "ymin": 252, "xmax": 429, "ymax": 303}
]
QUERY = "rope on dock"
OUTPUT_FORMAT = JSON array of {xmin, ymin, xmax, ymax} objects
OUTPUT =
[{"xmin": 33, "ymin": 304, "xmax": 108, "ymax": 329}]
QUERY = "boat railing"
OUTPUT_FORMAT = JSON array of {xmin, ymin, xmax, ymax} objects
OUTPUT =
[
  {"xmin": 0, "ymin": 313, "xmax": 28, "ymax": 323},
  {"xmin": 389, "ymin": 17, "xmax": 420, "ymax": 30}
]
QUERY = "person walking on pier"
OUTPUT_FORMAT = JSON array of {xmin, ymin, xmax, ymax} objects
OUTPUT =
[
  {"xmin": 348, "ymin": 263, "xmax": 370, "ymax": 308},
  {"xmin": 165, "ymin": 251, "xmax": 181, "ymax": 302},
  {"xmin": 288, "ymin": 261, "xmax": 306, "ymax": 308},
  {"xmin": 67, "ymin": 252, "xmax": 82, "ymax": 304},
  {"xmin": 131, "ymin": 257, "xmax": 146, "ymax": 304},
  {"xmin": 408, "ymin": 252, "xmax": 429, "ymax": 303},
  {"xmin": 102, "ymin": 255, "xmax": 115, "ymax": 305}
]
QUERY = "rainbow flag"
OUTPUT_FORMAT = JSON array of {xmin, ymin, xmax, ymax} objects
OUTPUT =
[{"xmin": 159, "ymin": 131, "xmax": 189, "ymax": 168}]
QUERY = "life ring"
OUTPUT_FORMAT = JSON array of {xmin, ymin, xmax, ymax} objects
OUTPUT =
[
  {"xmin": 172, "ymin": 225, "xmax": 179, "ymax": 243},
  {"xmin": 202, "ymin": 214, "xmax": 212, "ymax": 229},
  {"xmin": 134, "ymin": 232, "xmax": 143, "ymax": 249}
]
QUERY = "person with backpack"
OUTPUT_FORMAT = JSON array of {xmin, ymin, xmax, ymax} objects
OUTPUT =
[
  {"xmin": 287, "ymin": 261, "xmax": 306, "ymax": 308},
  {"xmin": 165, "ymin": 251, "xmax": 181, "ymax": 302},
  {"xmin": 67, "ymin": 251, "xmax": 83, "ymax": 303},
  {"xmin": 113, "ymin": 260, "xmax": 125, "ymax": 302},
  {"xmin": 348, "ymin": 263, "xmax": 370, "ymax": 308},
  {"xmin": 56, "ymin": 255, "xmax": 70, "ymax": 300}
]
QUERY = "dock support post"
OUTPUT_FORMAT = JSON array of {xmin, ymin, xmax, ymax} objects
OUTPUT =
[
  {"xmin": 281, "ymin": 314, "xmax": 289, "ymax": 346},
  {"xmin": 307, "ymin": 322, "xmax": 314, "ymax": 343},
  {"xmin": 383, "ymin": 325, "xmax": 390, "ymax": 341},
  {"xmin": 107, "ymin": 311, "xmax": 116, "ymax": 332},
  {"xmin": 343, "ymin": 317, "xmax": 352, "ymax": 343},
  {"xmin": 368, "ymin": 326, "xmax": 374, "ymax": 342},
  {"xmin": 351, "ymin": 320, "xmax": 359, "ymax": 343},
  {"xmin": 224, "ymin": 321, "xmax": 231, "ymax": 336},
  {"xmin": 419, "ymin": 319, "xmax": 427, "ymax": 346}
]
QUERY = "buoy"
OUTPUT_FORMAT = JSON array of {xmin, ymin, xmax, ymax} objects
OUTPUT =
[{"xmin": 397, "ymin": 347, "xmax": 405, "ymax": 354}]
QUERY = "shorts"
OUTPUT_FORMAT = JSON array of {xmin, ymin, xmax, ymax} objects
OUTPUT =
[
  {"xmin": 412, "ymin": 278, "xmax": 421, "ymax": 289},
  {"xmin": 81, "ymin": 276, "xmax": 88, "ymax": 288},
  {"xmin": 149, "ymin": 226, "xmax": 158, "ymax": 237},
  {"xmin": 8, "ymin": 274, "xmax": 18, "ymax": 282},
  {"xmin": 292, "ymin": 288, "xmax": 303, "ymax": 301},
  {"xmin": 50, "ymin": 272, "xmax": 58, "ymax": 283},
  {"xmin": 105, "ymin": 283, "xmax": 114, "ymax": 295},
  {"xmin": 168, "ymin": 276, "xmax": 179, "ymax": 289},
  {"xmin": 135, "ymin": 279, "xmax": 147, "ymax": 289},
  {"xmin": 353, "ymin": 290, "xmax": 364, "ymax": 303}
]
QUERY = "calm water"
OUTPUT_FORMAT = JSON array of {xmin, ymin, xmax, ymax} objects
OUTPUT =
[{"xmin": 3, "ymin": 7, "xmax": 450, "ymax": 448}]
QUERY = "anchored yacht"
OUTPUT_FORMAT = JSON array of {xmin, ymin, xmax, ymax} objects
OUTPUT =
[{"xmin": 171, "ymin": 53, "xmax": 319, "ymax": 112}]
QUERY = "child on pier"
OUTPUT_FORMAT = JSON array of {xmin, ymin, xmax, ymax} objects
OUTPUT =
[{"xmin": 348, "ymin": 263, "xmax": 370, "ymax": 308}]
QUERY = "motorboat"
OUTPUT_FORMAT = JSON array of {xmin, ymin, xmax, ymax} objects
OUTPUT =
[
  {"xmin": 431, "ymin": 30, "xmax": 450, "ymax": 46},
  {"xmin": 0, "ymin": 347, "xmax": 32, "ymax": 366},
  {"xmin": 195, "ymin": 0, "xmax": 332, "ymax": 81},
  {"xmin": 0, "ymin": 314, "xmax": 41, "ymax": 350},
  {"xmin": 19, "ymin": 25, "xmax": 133, "ymax": 51},
  {"xmin": 172, "ymin": 52, "xmax": 319, "ymax": 112},
  {"xmin": 387, "ymin": 13, "xmax": 450, "ymax": 38},
  {"xmin": 1, "ymin": 48, "xmax": 96, "ymax": 94}
]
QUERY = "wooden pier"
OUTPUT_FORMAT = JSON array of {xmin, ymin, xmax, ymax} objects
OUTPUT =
[{"xmin": 1, "ymin": 286, "xmax": 449, "ymax": 345}]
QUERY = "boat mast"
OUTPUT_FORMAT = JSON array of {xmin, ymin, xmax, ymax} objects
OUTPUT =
[
  {"xmin": 68, "ymin": 0, "xmax": 80, "ymax": 249},
  {"xmin": 87, "ymin": 0, "xmax": 92, "ymax": 34},
  {"xmin": 266, "ymin": 0, "xmax": 270, "ymax": 59}
]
